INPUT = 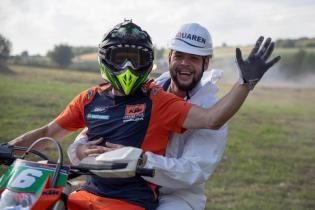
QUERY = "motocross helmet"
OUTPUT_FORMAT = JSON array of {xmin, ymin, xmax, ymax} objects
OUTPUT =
[{"xmin": 98, "ymin": 20, "xmax": 154, "ymax": 95}]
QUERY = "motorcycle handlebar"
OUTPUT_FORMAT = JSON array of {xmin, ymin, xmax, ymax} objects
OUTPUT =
[
  {"xmin": 1, "ymin": 144, "xmax": 155, "ymax": 178},
  {"xmin": 0, "ymin": 143, "xmax": 53, "ymax": 165},
  {"xmin": 70, "ymin": 164, "xmax": 155, "ymax": 177},
  {"xmin": 136, "ymin": 167, "xmax": 155, "ymax": 177}
]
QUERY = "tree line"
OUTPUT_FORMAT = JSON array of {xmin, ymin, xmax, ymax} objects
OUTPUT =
[
  {"xmin": 276, "ymin": 37, "xmax": 315, "ymax": 48},
  {"xmin": 1, "ymin": 33, "xmax": 315, "ymax": 76},
  {"xmin": 1, "ymin": 33, "xmax": 168, "ymax": 70},
  {"xmin": 279, "ymin": 49, "xmax": 315, "ymax": 76}
]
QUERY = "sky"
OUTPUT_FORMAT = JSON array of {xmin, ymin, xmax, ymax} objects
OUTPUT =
[{"xmin": 1, "ymin": 0, "xmax": 315, "ymax": 55}]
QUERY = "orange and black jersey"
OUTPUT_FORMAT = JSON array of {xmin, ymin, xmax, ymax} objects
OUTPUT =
[{"xmin": 55, "ymin": 82, "xmax": 192, "ymax": 210}]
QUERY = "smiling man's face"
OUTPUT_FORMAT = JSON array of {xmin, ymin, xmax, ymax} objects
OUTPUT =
[{"xmin": 169, "ymin": 51, "xmax": 209, "ymax": 91}]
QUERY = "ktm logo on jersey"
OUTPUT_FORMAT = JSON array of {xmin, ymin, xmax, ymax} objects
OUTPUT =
[
  {"xmin": 123, "ymin": 104, "xmax": 146, "ymax": 122},
  {"xmin": 125, "ymin": 104, "xmax": 145, "ymax": 117}
]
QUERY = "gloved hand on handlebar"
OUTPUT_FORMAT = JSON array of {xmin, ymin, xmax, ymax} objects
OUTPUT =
[{"xmin": 236, "ymin": 36, "xmax": 281, "ymax": 90}]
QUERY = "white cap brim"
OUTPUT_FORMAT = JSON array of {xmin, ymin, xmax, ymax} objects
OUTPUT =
[{"xmin": 167, "ymin": 38, "xmax": 213, "ymax": 56}]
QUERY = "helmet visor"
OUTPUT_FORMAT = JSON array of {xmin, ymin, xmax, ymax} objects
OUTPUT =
[{"xmin": 100, "ymin": 46, "xmax": 152, "ymax": 71}]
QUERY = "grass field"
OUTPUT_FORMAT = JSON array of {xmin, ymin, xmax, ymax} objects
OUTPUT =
[
  {"xmin": 206, "ymin": 85, "xmax": 315, "ymax": 209},
  {"xmin": 0, "ymin": 65, "xmax": 314, "ymax": 209}
]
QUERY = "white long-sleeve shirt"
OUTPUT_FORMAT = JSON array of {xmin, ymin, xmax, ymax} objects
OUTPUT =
[
  {"xmin": 67, "ymin": 69, "xmax": 227, "ymax": 210},
  {"xmin": 142, "ymin": 70, "xmax": 228, "ymax": 210}
]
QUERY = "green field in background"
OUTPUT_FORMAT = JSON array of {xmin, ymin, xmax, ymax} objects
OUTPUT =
[{"xmin": 0, "ymin": 65, "xmax": 314, "ymax": 209}]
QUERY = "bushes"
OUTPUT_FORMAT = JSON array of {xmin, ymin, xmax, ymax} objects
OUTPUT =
[
  {"xmin": 276, "ymin": 37, "xmax": 315, "ymax": 48},
  {"xmin": 279, "ymin": 48, "xmax": 315, "ymax": 77},
  {"xmin": 0, "ymin": 34, "xmax": 12, "ymax": 64},
  {"xmin": 47, "ymin": 44, "xmax": 74, "ymax": 68}
]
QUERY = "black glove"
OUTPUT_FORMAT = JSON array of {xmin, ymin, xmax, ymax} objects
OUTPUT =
[{"xmin": 236, "ymin": 36, "xmax": 281, "ymax": 90}]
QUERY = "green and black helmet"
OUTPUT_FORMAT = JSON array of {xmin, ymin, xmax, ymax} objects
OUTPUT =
[{"xmin": 98, "ymin": 20, "xmax": 154, "ymax": 95}]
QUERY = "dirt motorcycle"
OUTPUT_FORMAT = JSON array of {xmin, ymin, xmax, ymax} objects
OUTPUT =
[{"xmin": 0, "ymin": 137, "xmax": 154, "ymax": 210}]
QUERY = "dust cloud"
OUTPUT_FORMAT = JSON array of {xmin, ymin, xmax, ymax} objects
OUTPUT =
[{"xmin": 212, "ymin": 63, "xmax": 315, "ymax": 88}]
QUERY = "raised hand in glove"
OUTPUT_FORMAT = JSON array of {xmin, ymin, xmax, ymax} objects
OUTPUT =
[{"xmin": 236, "ymin": 36, "xmax": 281, "ymax": 90}]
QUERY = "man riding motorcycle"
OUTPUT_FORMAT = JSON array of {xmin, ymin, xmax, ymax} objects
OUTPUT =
[
  {"xmin": 9, "ymin": 20, "xmax": 280, "ymax": 210},
  {"xmin": 68, "ymin": 23, "xmax": 227, "ymax": 210}
]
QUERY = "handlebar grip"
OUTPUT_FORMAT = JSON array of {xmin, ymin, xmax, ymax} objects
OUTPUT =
[
  {"xmin": 0, "ymin": 144, "xmax": 15, "ymax": 165},
  {"xmin": 136, "ymin": 167, "xmax": 155, "ymax": 177}
]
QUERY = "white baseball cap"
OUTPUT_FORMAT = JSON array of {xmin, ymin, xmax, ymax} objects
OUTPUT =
[{"xmin": 167, "ymin": 23, "xmax": 213, "ymax": 56}]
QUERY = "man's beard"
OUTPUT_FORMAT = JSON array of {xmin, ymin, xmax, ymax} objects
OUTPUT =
[{"xmin": 170, "ymin": 68, "xmax": 203, "ymax": 91}]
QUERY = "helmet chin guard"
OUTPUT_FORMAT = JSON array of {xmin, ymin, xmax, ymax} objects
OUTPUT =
[{"xmin": 116, "ymin": 68, "xmax": 139, "ymax": 95}]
